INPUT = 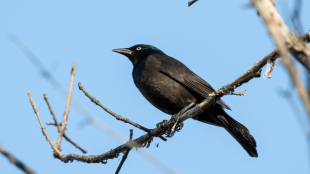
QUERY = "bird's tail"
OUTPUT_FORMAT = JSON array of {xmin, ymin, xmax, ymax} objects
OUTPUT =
[{"xmin": 206, "ymin": 105, "xmax": 258, "ymax": 157}]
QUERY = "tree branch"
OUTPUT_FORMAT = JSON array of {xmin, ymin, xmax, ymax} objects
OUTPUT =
[
  {"xmin": 282, "ymin": 55, "xmax": 310, "ymax": 121},
  {"xmin": 0, "ymin": 144, "xmax": 36, "ymax": 174},
  {"xmin": 44, "ymin": 93, "xmax": 87, "ymax": 153},
  {"xmin": 188, "ymin": 0, "xmax": 198, "ymax": 7},
  {"xmin": 78, "ymin": 82, "xmax": 167, "ymax": 142},
  {"xmin": 252, "ymin": 0, "xmax": 310, "ymax": 72},
  {"xmin": 115, "ymin": 129, "xmax": 133, "ymax": 174},
  {"xmin": 56, "ymin": 61, "xmax": 76, "ymax": 150},
  {"xmin": 251, "ymin": 0, "xmax": 310, "ymax": 120},
  {"xmin": 28, "ymin": 92, "xmax": 64, "ymax": 158}
]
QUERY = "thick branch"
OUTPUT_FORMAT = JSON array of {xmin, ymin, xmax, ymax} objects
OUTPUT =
[
  {"xmin": 252, "ymin": 0, "xmax": 310, "ymax": 119},
  {"xmin": 252, "ymin": 0, "xmax": 310, "ymax": 72},
  {"xmin": 0, "ymin": 144, "xmax": 36, "ymax": 174},
  {"xmin": 56, "ymin": 61, "xmax": 76, "ymax": 149}
]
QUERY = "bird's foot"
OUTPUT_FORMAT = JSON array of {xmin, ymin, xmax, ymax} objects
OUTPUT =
[
  {"xmin": 169, "ymin": 122, "xmax": 184, "ymax": 137},
  {"xmin": 156, "ymin": 120, "xmax": 170, "ymax": 130},
  {"xmin": 155, "ymin": 119, "xmax": 184, "ymax": 138}
]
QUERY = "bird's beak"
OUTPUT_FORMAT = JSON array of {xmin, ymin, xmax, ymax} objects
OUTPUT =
[{"xmin": 112, "ymin": 48, "xmax": 132, "ymax": 55}]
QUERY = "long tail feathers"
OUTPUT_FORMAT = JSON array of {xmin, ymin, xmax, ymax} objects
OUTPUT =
[
  {"xmin": 198, "ymin": 105, "xmax": 258, "ymax": 157},
  {"xmin": 213, "ymin": 114, "xmax": 258, "ymax": 157}
]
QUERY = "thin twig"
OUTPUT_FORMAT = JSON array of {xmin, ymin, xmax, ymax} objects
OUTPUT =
[
  {"xmin": 44, "ymin": 93, "xmax": 60, "ymax": 127},
  {"xmin": 0, "ymin": 144, "xmax": 36, "ymax": 174},
  {"xmin": 78, "ymin": 82, "xmax": 167, "ymax": 142},
  {"xmin": 226, "ymin": 90, "xmax": 246, "ymax": 96},
  {"xmin": 292, "ymin": 0, "xmax": 303, "ymax": 34},
  {"xmin": 115, "ymin": 129, "xmax": 133, "ymax": 174},
  {"xmin": 56, "ymin": 61, "xmax": 76, "ymax": 150},
  {"xmin": 31, "ymin": 90, "xmax": 174, "ymax": 173},
  {"xmin": 10, "ymin": 35, "xmax": 127, "ymax": 140},
  {"xmin": 188, "ymin": 0, "xmax": 198, "ymax": 6},
  {"xmin": 46, "ymin": 122, "xmax": 57, "ymax": 126},
  {"xmin": 28, "ymin": 92, "xmax": 64, "ymax": 157},
  {"xmin": 282, "ymin": 56, "xmax": 310, "ymax": 121},
  {"xmin": 63, "ymin": 134, "xmax": 87, "ymax": 153},
  {"xmin": 44, "ymin": 93, "xmax": 87, "ymax": 153}
]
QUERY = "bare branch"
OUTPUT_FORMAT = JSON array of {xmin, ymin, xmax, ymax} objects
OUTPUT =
[
  {"xmin": 28, "ymin": 92, "xmax": 64, "ymax": 157},
  {"xmin": 78, "ymin": 82, "xmax": 167, "ymax": 142},
  {"xmin": 13, "ymin": 35, "xmax": 177, "ymax": 172},
  {"xmin": 292, "ymin": 0, "xmax": 303, "ymax": 34},
  {"xmin": 282, "ymin": 56, "xmax": 310, "ymax": 121},
  {"xmin": 226, "ymin": 90, "xmax": 246, "ymax": 96},
  {"xmin": 251, "ymin": 0, "xmax": 310, "ymax": 119},
  {"xmin": 56, "ymin": 61, "xmax": 76, "ymax": 150},
  {"xmin": 115, "ymin": 129, "xmax": 133, "ymax": 174},
  {"xmin": 188, "ymin": 0, "xmax": 198, "ymax": 7},
  {"xmin": 10, "ymin": 36, "xmax": 126, "ymax": 141},
  {"xmin": 0, "ymin": 144, "xmax": 36, "ymax": 174},
  {"xmin": 252, "ymin": 0, "xmax": 310, "ymax": 72},
  {"xmin": 44, "ymin": 93, "xmax": 87, "ymax": 153},
  {"xmin": 62, "ymin": 134, "xmax": 87, "ymax": 153},
  {"xmin": 44, "ymin": 93, "xmax": 60, "ymax": 127},
  {"xmin": 46, "ymin": 122, "xmax": 57, "ymax": 126}
]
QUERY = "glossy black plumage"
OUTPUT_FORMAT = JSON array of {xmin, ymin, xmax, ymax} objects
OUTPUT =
[{"xmin": 113, "ymin": 44, "xmax": 258, "ymax": 157}]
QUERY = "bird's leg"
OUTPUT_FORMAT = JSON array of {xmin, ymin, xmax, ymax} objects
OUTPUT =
[
  {"xmin": 172, "ymin": 102, "xmax": 196, "ymax": 120},
  {"xmin": 168, "ymin": 102, "xmax": 196, "ymax": 137}
]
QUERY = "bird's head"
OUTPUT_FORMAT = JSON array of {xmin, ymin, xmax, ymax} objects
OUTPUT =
[{"xmin": 113, "ymin": 44, "xmax": 165, "ymax": 67}]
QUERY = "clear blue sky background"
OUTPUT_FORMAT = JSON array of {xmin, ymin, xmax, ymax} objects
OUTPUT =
[{"xmin": 1, "ymin": 0, "xmax": 310, "ymax": 174}]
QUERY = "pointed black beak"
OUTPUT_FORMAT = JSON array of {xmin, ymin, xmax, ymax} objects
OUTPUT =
[{"xmin": 112, "ymin": 48, "xmax": 132, "ymax": 55}]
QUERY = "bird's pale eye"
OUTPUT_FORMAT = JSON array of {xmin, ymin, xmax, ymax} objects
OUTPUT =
[{"xmin": 136, "ymin": 47, "xmax": 142, "ymax": 51}]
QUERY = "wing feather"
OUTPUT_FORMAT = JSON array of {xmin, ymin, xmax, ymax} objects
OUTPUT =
[{"xmin": 154, "ymin": 54, "xmax": 231, "ymax": 110}]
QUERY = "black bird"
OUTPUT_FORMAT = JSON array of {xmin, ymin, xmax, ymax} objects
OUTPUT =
[{"xmin": 113, "ymin": 44, "xmax": 257, "ymax": 157}]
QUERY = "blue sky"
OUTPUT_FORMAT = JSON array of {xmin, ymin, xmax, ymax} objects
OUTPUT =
[{"xmin": 1, "ymin": 0, "xmax": 310, "ymax": 174}]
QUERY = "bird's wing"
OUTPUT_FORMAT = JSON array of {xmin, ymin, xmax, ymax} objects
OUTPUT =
[{"xmin": 155, "ymin": 54, "xmax": 231, "ymax": 110}]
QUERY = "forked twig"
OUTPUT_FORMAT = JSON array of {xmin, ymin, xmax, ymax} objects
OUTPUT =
[
  {"xmin": 44, "ymin": 93, "xmax": 87, "ymax": 153},
  {"xmin": 115, "ymin": 129, "xmax": 133, "ymax": 174},
  {"xmin": 28, "ymin": 92, "xmax": 64, "ymax": 158}
]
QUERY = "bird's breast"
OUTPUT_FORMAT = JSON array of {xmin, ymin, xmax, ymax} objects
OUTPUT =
[{"xmin": 132, "ymin": 57, "xmax": 197, "ymax": 115}]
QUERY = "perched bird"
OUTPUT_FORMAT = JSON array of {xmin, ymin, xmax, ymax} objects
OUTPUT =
[{"xmin": 113, "ymin": 44, "xmax": 257, "ymax": 157}]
